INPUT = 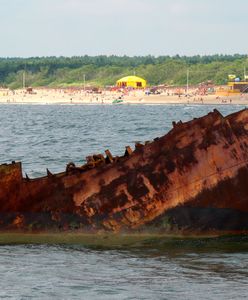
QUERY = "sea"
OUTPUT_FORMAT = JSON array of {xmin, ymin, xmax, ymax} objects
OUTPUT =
[{"xmin": 0, "ymin": 103, "xmax": 247, "ymax": 299}]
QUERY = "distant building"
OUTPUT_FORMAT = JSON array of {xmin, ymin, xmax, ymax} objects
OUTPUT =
[
  {"xmin": 227, "ymin": 81, "xmax": 248, "ymax": 93},
  {"xmin": 216, "ymin": 75, "xmax": 248, "ymax": 96},
  {"xmin": 116, "ymin": 76, "xmax": 147, "ymax": 88}
]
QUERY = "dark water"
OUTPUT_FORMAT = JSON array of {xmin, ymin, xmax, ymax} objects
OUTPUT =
[{"xmin": 0, "ymin": 104, "xmax": 247, "ymax": 299}]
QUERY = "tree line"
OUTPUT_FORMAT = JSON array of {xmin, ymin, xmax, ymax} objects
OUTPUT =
[{"xmin": 0, "ymin": 54, "xmax": 247, "ymax": 89}]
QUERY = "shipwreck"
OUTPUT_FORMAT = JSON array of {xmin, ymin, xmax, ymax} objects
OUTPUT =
[{"xmin": 0, "ymin": 108, "xmax": 248, "ymax": 234}]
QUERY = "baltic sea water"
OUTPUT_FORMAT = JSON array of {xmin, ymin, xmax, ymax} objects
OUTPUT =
[{"xmin": 0, "ymin": 104, "xmax": 247, "ymax": 299}]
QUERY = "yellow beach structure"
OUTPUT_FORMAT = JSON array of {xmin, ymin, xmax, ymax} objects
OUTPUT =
[
  {"xmin": 216, "ymin": 74, "xmax": 248, "ymax": 96},
  {"xmin": 116, "ymin": 75, "xmax": 147, "ymax": 88}
]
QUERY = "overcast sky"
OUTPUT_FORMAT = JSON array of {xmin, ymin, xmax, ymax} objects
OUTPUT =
[{"xmin": 0, "ymin": 0, "xmax": 247, "ymax": 57}]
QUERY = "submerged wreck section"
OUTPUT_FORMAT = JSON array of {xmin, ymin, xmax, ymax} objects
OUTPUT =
[{"xmin": 0, "ymin": 109, "xmax": 248, "ymax": 234}]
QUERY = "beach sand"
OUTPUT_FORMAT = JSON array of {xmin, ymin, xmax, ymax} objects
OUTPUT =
[{"xmin": 0, "ymin": 88, "xmax": 247, "ymax": 105}]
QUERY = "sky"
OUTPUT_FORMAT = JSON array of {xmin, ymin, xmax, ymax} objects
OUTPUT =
[{"xmin": 0, "ymin": 0, "xmax": 247, "ymax": 57}]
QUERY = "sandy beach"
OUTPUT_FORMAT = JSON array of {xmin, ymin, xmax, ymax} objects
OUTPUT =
[{"xmin": 0, "ymin": 88, "xmax": 248, "ymax": 105}]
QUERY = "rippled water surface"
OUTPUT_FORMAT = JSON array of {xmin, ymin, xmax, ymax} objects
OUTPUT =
[
  {"xmin": 0, "ymin": 104, "xmax": 247, "ymax": 177},
  {"xmin": 0, "ymin": 104, "xmax": 247, "ymax": 299},
  {"xmin": 0, "ymin": 244, "xmax": 247, "ymax": 300}
]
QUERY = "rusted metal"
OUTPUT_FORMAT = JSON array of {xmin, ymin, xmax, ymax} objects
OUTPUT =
[
  {"xmin": 46, "ymin": 169, "xmax": 53, "ymax": 177},
  {"xmin": 105, "ymin": 149, "xmax": 114, "ymax": 163},
  {"xmin": 135, "ymin": 142, "xmax": 144, "ymax": 151},
  {"xmin": 0, "ymin": 109, "xmax": 247, "ymax": 234},
  {"xmin": 124, "ymin": 146, "xmax": 133, "ymax": 157}
]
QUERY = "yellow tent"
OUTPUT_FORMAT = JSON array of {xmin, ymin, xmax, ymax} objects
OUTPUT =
[{"xmin": 116, "ymin": 76, "xmax": 147, "ymax": 88}]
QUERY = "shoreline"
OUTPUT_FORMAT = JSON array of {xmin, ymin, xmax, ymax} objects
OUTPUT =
[
  {"xmin": 1, "ymin": 102, "xmax": 247, "ymax": 107},
  {"xmin": 0, "ymin": 88, "xmax": 248, "ymax": 106}
]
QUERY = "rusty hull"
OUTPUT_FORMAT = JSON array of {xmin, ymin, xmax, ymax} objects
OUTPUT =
[{"xmin": 0, "ymin": 109, "xmax": 248, "ymax": 233}]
